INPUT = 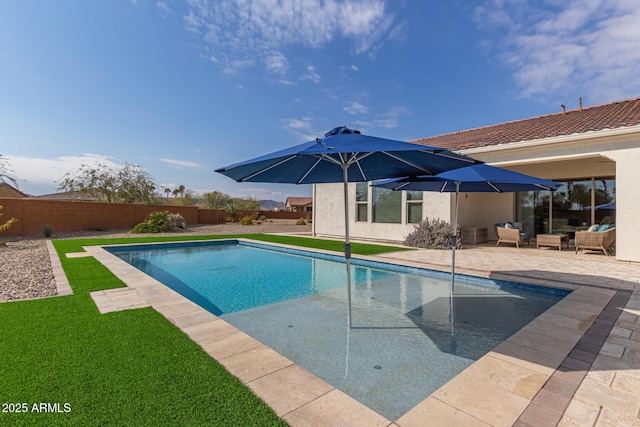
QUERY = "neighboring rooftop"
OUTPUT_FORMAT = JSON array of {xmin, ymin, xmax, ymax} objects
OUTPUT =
[
  {"xmin": 0, "ymin": 183, "xmax": 30, "ymax": 198},
  {"xmin": 286, "ymin": 197, "xmax": 313, "ymax": 206},
  {"xmin": 412, "ymin": 97, "xmax": 640, "ymax": 151}
]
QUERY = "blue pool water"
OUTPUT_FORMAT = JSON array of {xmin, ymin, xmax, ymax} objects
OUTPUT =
[{"xmin": 109, "ymin": 240, "xmax": 568, "ymax": 421}]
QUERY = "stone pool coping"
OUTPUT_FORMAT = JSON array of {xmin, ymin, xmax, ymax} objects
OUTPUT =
[{"xmin": 68, "ymin": 239, "xmax": 640, "ymax": 426}]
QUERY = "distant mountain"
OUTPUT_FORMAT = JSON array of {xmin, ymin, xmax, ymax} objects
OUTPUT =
[{"xmin": 260, "ymin": 199, "xmax": 285, "ymax": 211}]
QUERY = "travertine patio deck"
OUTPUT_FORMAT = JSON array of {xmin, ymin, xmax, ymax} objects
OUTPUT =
[{"xmin": 72, "ymin": 240, "xmax": 640, "ymax": 427}]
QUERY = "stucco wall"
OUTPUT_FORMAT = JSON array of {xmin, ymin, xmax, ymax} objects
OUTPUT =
[
  {"xmin": 313, "ymin": 128, "xmax": 640, "ymax": 262},
  {"xmin": 604, "ymin": 148, "xmax": 640, "ymax": 262},
  {"xmin": 313, "ymin": 182, "xmax": 452, "ymax": 243}
]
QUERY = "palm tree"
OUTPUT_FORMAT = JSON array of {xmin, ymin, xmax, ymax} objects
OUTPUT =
[{"xmin": 162, "ymin": 187, "xmax": 171, "ymax": 199}]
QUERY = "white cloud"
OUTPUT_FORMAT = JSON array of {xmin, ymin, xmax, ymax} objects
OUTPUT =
[
  {"xmin": 374, "ymin": 106, "xmax": 410, "ymax": 129},
  {"xmin": 156, "ymin": 1, "xmax": 173, "ymax": 15},
  {"xmin": 475, "ymin": 0, "xmax": 640, "ymax": 102},
  {"xmin": 300, "ymin": 65, "xmax": 321, "ymax": 83},
  {"xmin": 351, "ymin": 65, "xmax": 360, "ymax": 72},
  {"xmin": 184, "ymin": 0, "xmax": 398, "ymax": 77},
  {"xmin": 159, "ymin": 158, "xmax": 204, "ymax": 168},
  {"xmin": 6, "ymin": 154, "xmax": 122, "ymax": 195},
  {"xmin": 264, "ymin": 51, "xmax": 289, "ymax": 75},
  {"xmin": 283, "ymin": 116, "xmax": 319, "ymax": 141},
  {"xmin": 343, "ymin": 101, "xmax": 369, "ymax": 115}
]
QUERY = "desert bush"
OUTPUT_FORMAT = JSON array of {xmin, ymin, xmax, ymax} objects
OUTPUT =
[
  {"xmin": 403, "ymin": 217, "xmax": 462, "ymax": 249},
  {"xmin": 296, "ymin": 218, "xmax": 307, "ymax": 225},
  {"xmin": 223, "ymin": 201, "xmax": 241, "ymax": 222},
  {"xmin": 167, "ymin": 213, "xmax": 187, "ymax": 230},
  {"xmin": 131, "ymin": 211, "xmax": 186, "ymax": 234},
  {"xmin": 240, "ymin": 215, "xmax": 253, "ymax": 225}
]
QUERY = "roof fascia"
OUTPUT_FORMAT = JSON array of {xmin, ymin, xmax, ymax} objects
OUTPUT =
[{"xmin": 459, "ymin": 124, "xmax": 640, "ymax": 156}]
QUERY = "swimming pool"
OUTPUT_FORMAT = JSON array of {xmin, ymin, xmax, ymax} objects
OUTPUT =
[{"xmin": 108, "ymin": 240, "xmax": 568, "ymax": 420}]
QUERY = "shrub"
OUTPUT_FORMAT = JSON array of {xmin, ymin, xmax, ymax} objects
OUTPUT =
[
  {"xmin": 403, "ymin": 217, "xmax": 462, "ymax": 250},
  {"xmin": 0, "ymin": 205, "xmax": 17, "ymax": 233},
  {"xmin": 43, "ymin": 225, "xmax": 53, "ymax": 238},
  {"xmin": 296, "ymin": 218, "xmax": 307, "ymax": 225},
  {"xmin": 167, "ymin": 213, "xmax": 187, "ymax": 230},
  {"xmin": 240, "ymin": 215, "xmax": 253, "ymax": 225},
  {"xmin": 131, "ymin": 222, "xmax": 161, "ymax": 233},
  {"xmin": 131, "ymin": 211, "xmax": 186, "ymax": 234},
  {"xmin": 223, "ymin": 201, "xmax": 241, "ymax": 222}
]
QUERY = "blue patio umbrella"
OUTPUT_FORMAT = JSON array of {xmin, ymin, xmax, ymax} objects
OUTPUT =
[
  {"xmin": 216, "ymin": 126, "xmax": 481, "ymax": 327},
  {"xmin": 373, "ymin": 163, "xmax": 561, "ymax": 325}
]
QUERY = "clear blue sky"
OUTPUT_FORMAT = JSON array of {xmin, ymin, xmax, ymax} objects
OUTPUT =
[{"xmin": 2, "ymin": 0, "xmax": 639, "ymax": 200}]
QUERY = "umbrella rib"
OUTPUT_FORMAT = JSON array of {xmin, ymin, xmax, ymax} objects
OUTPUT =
[
  {"xmin": 431, "ymin": 150, "xmax": 477, "ymax": 163},
  {"xmin": 381, "ymin": 151, "xmax": 435, "ymax": 174},
  {"xmin": 488, "ymin": 182, "xmax": 502, "ymax": 192},
  {"xmin": 354, "ymin": 160, "xmax": 367, "ymax": 181},
  {"xmin": 297, "ymin": 157, "xmax": 323, "ymax": 184},
  {"xmin": 534, "ymin": 183, "xmax": 552, "ymax": 190},
  {"xmin": 240, "ymin": 155, "xmax": 298, "ymax": 182},
  {"xmin": 394, "ymin": 181, "xmax": 410, "ymax": 191},
  {"xmin": 349, "ymin": 152, "xmax": 373, "ymax": 164},
  {"xmin": 319, "ymin": 153, "xmax": 344, "ymax": 166},
  {"xmin": 440, "ymin": 182, "xmax": 447, "ymax": 193}
]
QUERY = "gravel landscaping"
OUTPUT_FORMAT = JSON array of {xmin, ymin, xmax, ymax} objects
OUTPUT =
[{"xmin": 0, "ymin": 223, "xmax": 312, "ymax": 302}]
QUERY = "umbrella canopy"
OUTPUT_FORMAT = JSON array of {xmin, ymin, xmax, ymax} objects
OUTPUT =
[
  {"xmin": 216, "ymin": 126, "xmax": 481, "ymax": 327},
  {"xmin": 373, "ymin": 163, "xmax": 561, "ymax": 333},
  {"xmin": 216, "ymin": 126, "xmax": 479, "ymax": 184},
  {"xmin": 374, "ymin": 163, "xmax": 561, "ymax": 193}
]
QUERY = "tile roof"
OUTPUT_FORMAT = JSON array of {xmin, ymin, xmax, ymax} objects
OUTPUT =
[
  {"xmin": 411, "ymin": 97, "xmax": 640, "ymax": 151},
  {"xmin": 286, "ymin": 197, "xmax": 313, "ymax": 206}
]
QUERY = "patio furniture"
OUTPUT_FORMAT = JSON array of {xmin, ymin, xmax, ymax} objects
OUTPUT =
[
  {"xmin": 575, "ymin": 227, "xmax": 616, "ymax": 256},
  {"xmin": 494, "ymin": 223, "xmax": 530, "ymax": 248},
  {"xmin": 461, "ymin": 227, "xmax": 488, "ymax": 245},
  {"xmin": 536, "ymin": 234, "xmax": 569, "ymax": 250}
]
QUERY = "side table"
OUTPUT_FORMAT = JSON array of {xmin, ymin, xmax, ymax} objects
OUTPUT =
[{"xmin": 461, "ymin": 227, "xmax": 488, "ymax": 245}]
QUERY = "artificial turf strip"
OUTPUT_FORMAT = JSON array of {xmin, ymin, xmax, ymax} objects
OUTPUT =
[
  {"xmin": 1, "ymin": 234, "xmax": 408, "ymax": 426},
  {"xmin": 1, "ymin": 239, "xmax": 291, "ymax": 426},
  {"xmin": 52, "ymin": 232, "xmax": 412, "ymax": 256}
]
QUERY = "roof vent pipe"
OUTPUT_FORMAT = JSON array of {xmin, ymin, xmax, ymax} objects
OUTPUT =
[
  {"xmin": 579, "ymin": 97, "xmax": 583, "ymax": 112},
  {"xmin": 561, "ymin": 104, "xmax": 566, "ymax": 115}
]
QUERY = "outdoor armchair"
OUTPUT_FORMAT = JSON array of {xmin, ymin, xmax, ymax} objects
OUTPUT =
[
  {"xmin": 494, "ymin": 223, "xmax": 530, "ymax": 248},
  {"xmin": 575, "ymin": 227, "xmax": 616, "ymax": 256}
]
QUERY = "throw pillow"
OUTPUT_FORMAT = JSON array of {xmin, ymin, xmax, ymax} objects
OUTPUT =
[{"xmin": 587, "ymin": 224, "xmax": 599, "ymax": 232}]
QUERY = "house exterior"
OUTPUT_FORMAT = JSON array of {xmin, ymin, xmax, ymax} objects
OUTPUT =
[
  {"xmin": 313, "ymin": 97, "xmax": 640, "ymax": 262},
  {"xmin": 285, "ymin": 197, "xmax": 313, "ymax": 213}
]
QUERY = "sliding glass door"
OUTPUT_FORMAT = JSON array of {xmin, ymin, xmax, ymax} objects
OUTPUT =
[{"xmin": 516, "ymin": 177, "xmax": 615, "ymax": 238}]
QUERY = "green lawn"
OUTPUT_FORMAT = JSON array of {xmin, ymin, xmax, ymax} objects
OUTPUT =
[{"xmin": 0, "ymin": 234, "xmax": 408, "ymax": 426}]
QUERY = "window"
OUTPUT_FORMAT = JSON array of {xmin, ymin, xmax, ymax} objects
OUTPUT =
[
  {"xmin": 372, "ymin": 186, "xmax": 401, "ymax": 223},
  {"xmin": 355, "ymin": 182, "xmax": 368, "ymax": 222},
  {"xmin": 406, "ymin": 191, "xmax": 423, "ymax": 223}
]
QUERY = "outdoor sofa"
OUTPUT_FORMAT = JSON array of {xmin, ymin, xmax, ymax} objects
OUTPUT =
[
  {"xmin": 494, "ymin": 222, "xmax": 530, "ymax": 248},
  {"xmin": 574, "ymin": 225, "xmax": 616, "ymax": 256}
]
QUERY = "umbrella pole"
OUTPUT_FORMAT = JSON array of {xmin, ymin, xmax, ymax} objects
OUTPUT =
[
  {"xmin": 450, "ymin": 182, "xmax": 460, "ymax": 335},
  {"xmin": 342, "ymin": 165, "xmax": 353, "ymax": 329}
]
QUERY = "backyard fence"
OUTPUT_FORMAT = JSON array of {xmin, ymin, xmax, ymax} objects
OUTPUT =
[{"xmin": 0, "ymin": 197, "xmax": 311, "ymax": 237}]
